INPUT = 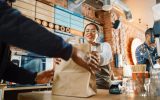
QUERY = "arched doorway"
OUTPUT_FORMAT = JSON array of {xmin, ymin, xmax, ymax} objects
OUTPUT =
[
  {"xmin": 126, "ymin": 38, "xmax": 143, "ymax": 65},
  {"xmin": 131, "ymin": 38, "xmax": 143, "ymax": 64}
]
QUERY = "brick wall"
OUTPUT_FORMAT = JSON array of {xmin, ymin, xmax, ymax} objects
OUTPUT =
[
  {"xmin": 103, "ymin": 11, "xmax": 123, "ymax": 77},
  {"xmin": 97, "ymin": 11, "xmax": 145, "ymax": 77}
]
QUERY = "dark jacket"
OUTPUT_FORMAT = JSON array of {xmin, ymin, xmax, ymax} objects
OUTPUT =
[{"xmin": 0, "ymin": 3, "xmax": 72, "ymax": 84}]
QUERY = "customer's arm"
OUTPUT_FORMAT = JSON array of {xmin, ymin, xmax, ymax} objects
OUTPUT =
[
  {"xmin": 2, "ymin": 61, "xmax": 54, "ymax": 84},
  {"xmin": 0, "ymin": 7, "xmax": 72, "ymax": 60},
  {"xmin": 0, "ymin": 7, "xmax": 100, "ymax": 73},
  {"xmin": 2, "ymin": 62, "xmax": 37, "ymax": 84}
]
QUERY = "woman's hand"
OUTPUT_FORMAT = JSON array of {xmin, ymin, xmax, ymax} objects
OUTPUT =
[{"xmin": 71, "ymin": 46, "xmax": 101, "ymax": 74}]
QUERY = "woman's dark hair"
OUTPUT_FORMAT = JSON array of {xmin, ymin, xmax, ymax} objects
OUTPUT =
[
  {"xmin": 145, "ymin": 28, "xmax": 154, "ymax": 36},
  {"xmin": 83, "ymin": 23, "xmax": 99, "ymax": 37}
]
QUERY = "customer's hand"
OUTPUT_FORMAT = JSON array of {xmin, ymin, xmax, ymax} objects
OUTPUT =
[
  {"xmin": 71, "ymin": 46, "xmax": 101, "ymax": 74},
  {"xmin": 35, "ymin": 69, "xmax": 54, "ymax": 84}
]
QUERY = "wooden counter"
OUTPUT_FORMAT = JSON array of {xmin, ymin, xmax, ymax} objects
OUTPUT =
[
  {"xmin": 18, "ymin": 89, "xmax": 160, "ymax": 100},
  {"xmin": 4, "ymin": 85, "xmax": 52, "ymax": 100}
]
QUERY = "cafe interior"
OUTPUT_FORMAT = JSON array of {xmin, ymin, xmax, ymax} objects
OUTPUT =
[{"xmin": 0, "ymin": 0, "xmax": 160, "ymax": 100}]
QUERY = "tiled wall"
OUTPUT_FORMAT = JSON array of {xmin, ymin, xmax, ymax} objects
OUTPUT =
[{"xmin": 12, "ymin": 0, "xmax": 104, "ymax": 37}]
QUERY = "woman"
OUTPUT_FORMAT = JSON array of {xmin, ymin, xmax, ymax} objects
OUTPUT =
[{"xmin": 83, "ymin": 23, "xmax": 113, "ymax": 89}]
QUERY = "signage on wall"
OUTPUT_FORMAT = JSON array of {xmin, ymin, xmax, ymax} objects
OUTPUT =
[{"xmin": 12, "ymin": 0, "xmax": 102, "ymax": 37}]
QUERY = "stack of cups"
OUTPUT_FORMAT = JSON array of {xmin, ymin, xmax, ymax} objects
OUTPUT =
[
  {"xmin": 131, "ymin": 64, "xmax": 149, "ymax": 96},
  {"xmin": 149, "ymin": 67, "xmax": 160, "ymax": 97}
]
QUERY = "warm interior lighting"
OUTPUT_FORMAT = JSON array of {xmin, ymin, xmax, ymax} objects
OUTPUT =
[{"xmin": 102, "ymin": 0, "xmax": 113, "ymax": 11}]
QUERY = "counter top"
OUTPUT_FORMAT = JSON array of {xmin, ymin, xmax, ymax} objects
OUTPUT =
[{"xmin": 18, "ymin": 89, "xmax": 159, "ymax": 100}]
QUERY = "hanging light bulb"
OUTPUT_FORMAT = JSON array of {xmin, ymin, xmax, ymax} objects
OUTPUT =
[{"xmin": 102, "ymin": 0, "xmax": 113, "ymax": 11}]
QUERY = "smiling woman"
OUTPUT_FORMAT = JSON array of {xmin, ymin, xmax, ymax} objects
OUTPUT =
[
  {"xmin": 83, "ymin": 23, "xmax": 99, "ymax": 43},
  {"xmin": 83, "ymin": 23, "xmax": 113, "ymax": 89}
]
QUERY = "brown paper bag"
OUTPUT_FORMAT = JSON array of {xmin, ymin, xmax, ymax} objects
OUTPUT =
[{"xmin": 52, "ymin": 44, "xmax": 97, "ymax": 97}]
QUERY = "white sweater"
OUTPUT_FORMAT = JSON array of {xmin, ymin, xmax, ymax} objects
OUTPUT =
[{"xmin": 99, "ymin": 42, "xmax": 113, "ymax": 66}]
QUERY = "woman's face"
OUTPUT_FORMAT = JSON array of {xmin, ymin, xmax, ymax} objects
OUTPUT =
[{"xmin": 84, "ymin": 25, "xmax": 98, "ymax": 43}]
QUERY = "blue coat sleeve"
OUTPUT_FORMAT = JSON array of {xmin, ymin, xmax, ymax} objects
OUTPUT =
[
  {"xmin": 0, "ymin": 6, "xmax": 72, "ymax": 60},
  {"xmin": 2, "ymin": 62, "xmax": 37, "ymax": 84}
]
